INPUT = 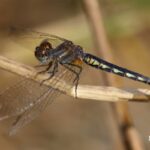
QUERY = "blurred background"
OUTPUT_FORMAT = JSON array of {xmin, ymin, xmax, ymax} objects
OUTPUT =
[{"xmin": 0, "ymin": 0, "xmax": 150, "ymax": 150}]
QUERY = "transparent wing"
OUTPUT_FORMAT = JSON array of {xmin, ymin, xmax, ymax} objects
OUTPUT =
[
  {"xmin": 7, "ymin": 27, "xmax": 68, "ymax": 52},
  {"xmin": 0, "ymin": 64, "xmax": 79, "ymax": 134},
  {"xmin": 0, "ymin": 78, "xmax": 50, "ymax": 120},
  {"xmin": 9, "ymin": 65, "xmax": 78, "ymax": 135}
]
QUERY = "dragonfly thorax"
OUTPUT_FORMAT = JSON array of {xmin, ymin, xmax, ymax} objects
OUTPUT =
[{"xmin": 35, "ymin": 41, "xmax": 53, "ymax": 63}]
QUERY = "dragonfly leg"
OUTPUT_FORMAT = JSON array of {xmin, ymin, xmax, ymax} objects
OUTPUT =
[
  {"xmin": 40, "ymin": 61, "xmax": 58, "ymax": 85},
  {"xmin": 34, "ymin": 61, "xmax": 53, "ymax": 79},
  {"xmin": 62, "ymin": 63, "xmax": 82, "ymax": 98},
  {"xmin": 67, "ymin": 63, "xmax": 82, "ymax": 82},
  {"xmin": 68, "ymin": 64, "xmax": 82, "ymax": 98}
]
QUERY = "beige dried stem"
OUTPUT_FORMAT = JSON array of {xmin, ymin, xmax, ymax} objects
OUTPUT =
[
  {"xmin": 0, "ymin": 55, "xmax": 150, "ymax": 103},
  {"xmin": 82, "ymin": 0, "xmax": 145, "ymax": 149}
]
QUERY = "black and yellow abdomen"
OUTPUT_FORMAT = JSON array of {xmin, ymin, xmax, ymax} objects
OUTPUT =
[{"xmin": 83, "ymin": 53, "xmax": 150, "ymax": 85}]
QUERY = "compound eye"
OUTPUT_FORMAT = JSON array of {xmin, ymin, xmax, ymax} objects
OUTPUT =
[
  {"xmin": 46, "ymin": 42, "xmax": 52, "ymax": 49},
  {"xmin": 46, "ymin": 48, "xmax": 50, "ymax": 51},
  {"xmin": 35, "ymin": 46, "xmax": 40, "ymax": 51},
  {"xmin": 40, "ymin": 41, "xmax": 53, "ymax": 50},
  {"xmin": 69, "ymin": 41, "xmax": 73, "ymax": 45},
  {"xmin": 35, "ymin": 46, "xmax": 42, "ymax": 57},
  {"xmin": 66, "ymin": 41, "xmax": 73, "ymax": 46}
]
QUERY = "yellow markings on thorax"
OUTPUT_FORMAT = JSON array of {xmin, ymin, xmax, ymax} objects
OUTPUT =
[
  {"xmin": 86, "ymin": 57, "xmax": 112, "ymax": 69},
  {"xmin": 99, "ymin": 63, "xmax": 111, "ymax": 69},
  {"xmin": 85, "ymin": 57, "xmax": 90, "ymax": 63},
  {"xmin": 112, "ymin": 68, "xmax": 124, "ymax": 74},
  {"xmin": 86, "ymin": 57, "xmax": 99, "ymax": 66},
  {"xmin": 125, "ymin": 73, "xmax": 136, "ymax": 78},
  {"xmin": 137, "ymin": 76, "xmax": 145, "ymax": 81},
  {"xmin": 92, "ymin": 60, "xmax": 100, "ymax": 66},
  {"xmin": 89, "ymin": 58, "xmax": 95, "ymax": 64}
]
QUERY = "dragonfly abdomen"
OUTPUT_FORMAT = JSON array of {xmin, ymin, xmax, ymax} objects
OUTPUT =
[{"xmin": 83, "ymin": 53, "xmax": 150, "ymax": 85}]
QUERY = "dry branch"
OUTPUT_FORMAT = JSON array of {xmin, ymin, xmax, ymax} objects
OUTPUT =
[
  {"xmin": 82, "ymin": 1, "xmax": 145, "ymax": 150},
  {"xmin": 0, "ymin": 55, "xmax": 150, "ymax": 102}
]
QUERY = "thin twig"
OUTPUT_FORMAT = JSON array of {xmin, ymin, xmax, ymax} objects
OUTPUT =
[{"xmin": 0, "ymin": 55, "xmax": 150, "ymax": 102}]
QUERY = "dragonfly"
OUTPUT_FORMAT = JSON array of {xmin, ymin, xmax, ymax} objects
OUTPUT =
[{"xmin": 0, "ymin": 27, "xmax": 150, "ymax": 135}]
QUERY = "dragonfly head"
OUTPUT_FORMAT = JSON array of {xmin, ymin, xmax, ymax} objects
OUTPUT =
[{"xmin": 35, "ymin": 41, "xmax": 53, "ymax": 63}]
